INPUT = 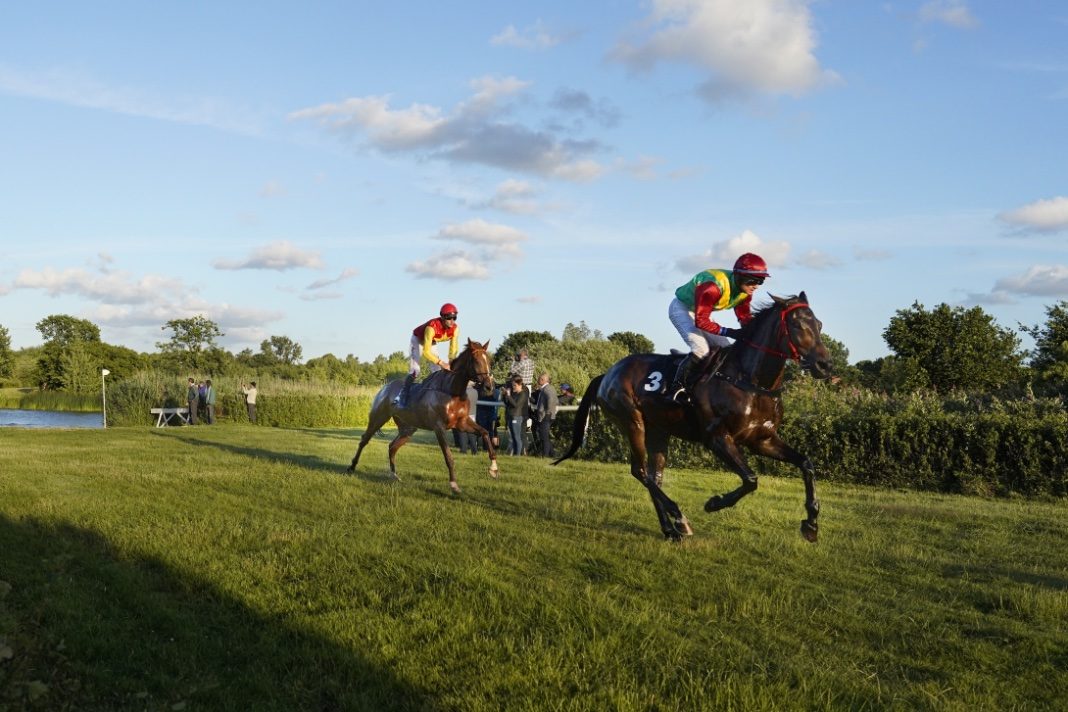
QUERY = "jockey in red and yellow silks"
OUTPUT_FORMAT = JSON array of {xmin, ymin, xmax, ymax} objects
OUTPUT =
[
  {"xmin": 667, "ymin": 253, "xmax": 770, "ymax": 402},
  {"xmin": 394, "ymin": 303, "xmax": 460, "ymax": 407}
]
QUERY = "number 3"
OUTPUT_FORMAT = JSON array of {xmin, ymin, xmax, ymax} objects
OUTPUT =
[{"xmin": 644, "ymin": 371, "xmax": 663, "ymax": 391}]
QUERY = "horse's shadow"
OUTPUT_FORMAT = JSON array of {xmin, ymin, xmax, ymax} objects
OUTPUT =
[{"xmin": 0, "ymin": 514, "xmax": 425, "ymax": 709}]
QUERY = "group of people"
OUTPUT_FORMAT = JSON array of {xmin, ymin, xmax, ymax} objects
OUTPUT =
[
  {"xmin": 392, "ymin": 252, "xmax": 774, "ymax": 450},
  {"xmin": 184, "ymin": 378, "xmax": 258, "ymax": 425}
]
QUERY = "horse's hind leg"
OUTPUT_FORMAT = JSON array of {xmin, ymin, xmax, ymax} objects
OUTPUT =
[
  {"xmin": 386, "ymin": 426, "xmax": 417, "ymax": 482},
  {"xmin": 623, "ymin": 419, "xmax": 689, "ymax": 540},
  {"xmin": 646, "ymin": 434, "xmax": 692, "ymax": 539},
  {"xmin": 349, "ymin": 405, "xmax": 393, "ymax": 472},
  {"xmin": 749, "ymin": 435, "xmax": 820, "ymax": 543}
]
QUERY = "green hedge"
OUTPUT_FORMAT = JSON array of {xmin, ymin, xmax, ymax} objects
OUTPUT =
[{"xmin": 550, "ymin": 401, "xmax": 1068, "ymax": 498}]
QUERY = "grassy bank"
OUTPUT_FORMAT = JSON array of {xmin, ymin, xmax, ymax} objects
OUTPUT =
[
  {"xmin": 1, "ymin": 426, "xmax": 1066, "ymax": 710},
  {"xmin": 0, "ymin": 388, "xmax": 100, "ymax": 413}
]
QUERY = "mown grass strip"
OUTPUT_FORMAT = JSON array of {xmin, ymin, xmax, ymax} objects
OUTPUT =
[{"xmin": 1, "ymin": 426, "xmax": 1065, "ymax": 710}]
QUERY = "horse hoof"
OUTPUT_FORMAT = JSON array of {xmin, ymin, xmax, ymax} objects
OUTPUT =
[
  {"xmin": 704, "ymin": 495, "xmax": 725, "ymax": 513},
  {"xmin": 489, "ymin": 462, "xmax": 499, "ymax": 479},
  {"xmin": 676, "ymin": 516, "xmax": 693, "ymax": 537},
  {"xmin": 346, "ymin": 465, "xmax": 355, "ymax": 474},
  {"xmin": 450, "ymin": 482, "xmax": 461, "ymax": 495},
  {"xmin": 800, "ymin": 520, "xmax": 819, "ymax": 543}
]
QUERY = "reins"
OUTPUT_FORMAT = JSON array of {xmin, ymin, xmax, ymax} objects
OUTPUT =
[{"xmin": 741, "ymin": 302, "xmax": 809, "ymax": 362}]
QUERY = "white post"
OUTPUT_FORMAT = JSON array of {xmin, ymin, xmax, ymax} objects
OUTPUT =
[{"xmin": 101, "ymin": 368, "xmax": 110, "ymax": 428}]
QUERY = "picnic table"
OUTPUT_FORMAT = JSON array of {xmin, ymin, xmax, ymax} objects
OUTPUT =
[{"xmin": 151, "ymin": 407, "xmax": 190, "ymax": 427}]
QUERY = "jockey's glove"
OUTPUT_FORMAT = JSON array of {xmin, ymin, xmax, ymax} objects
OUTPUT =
[{"xmin": 718, "ymin": 327, "xmax": 739, "ymax": 339}]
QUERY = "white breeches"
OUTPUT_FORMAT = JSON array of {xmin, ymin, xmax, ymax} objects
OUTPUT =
[
  {"xmin": 409, "ymin": 334, "xmax": 444, "ymax": 377},
  {"xmin": 668, "ymin": 298, "xmax": 731, "ymax": 358}
]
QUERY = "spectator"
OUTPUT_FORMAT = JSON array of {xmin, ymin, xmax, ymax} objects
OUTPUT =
[
  {"xmin": 508, "ymin": 348, "xmax": 535, "ymax": 389},
  {"xmin": 204, "ymin": 379, "xmax": 217, "ymax": 424},
  {"xmin": 533, "ymin": 372, "xmax": 559, "ymax": 457},
  {"xmin": 186, "ymin": 377, "xmax": 199, "ymax": 425},
  {"xmin": 241, "ymin": 381, "xmax": 258, "ymax": 423},
  {"xmin": 558, "ymin": 382, "xmax": 576, "ymax": 406},
  {"xmin": 475, "ymin": 384, "xmax": 501, "ymax": 450},
  {"xmin": 198, "ymin": 380, "xmax": 208, "ymax": 421},
  {"xmin": 502, "ymin": 375, "xmax": 529, "ymax": 455},
  {"xmin": 452, "ymin": 381, "xmax": 479, "ymax": 454}
]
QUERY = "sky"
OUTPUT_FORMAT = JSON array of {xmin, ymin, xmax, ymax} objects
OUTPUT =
[{"xmin": 1, "ymin": 1, "xmax": 1066, "ymax": 365}]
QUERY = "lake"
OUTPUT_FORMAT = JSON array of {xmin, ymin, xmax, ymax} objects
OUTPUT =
[{"xmin": 0, "ymin": 408, "xmax": 104, "ymax": 429}]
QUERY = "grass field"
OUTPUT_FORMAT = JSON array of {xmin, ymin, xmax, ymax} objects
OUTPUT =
[{"xmin": 1, "ymin": 425, "xmax": 1066, "ymax": 711}]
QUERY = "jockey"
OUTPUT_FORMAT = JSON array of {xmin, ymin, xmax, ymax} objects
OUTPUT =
[
  {"xmin": 667, "ymin": 252, "xmax": 770, "ymax": 402},
  {"xmin": 393, "ymin": 303, "xmax": 460, "ymax": 407}
]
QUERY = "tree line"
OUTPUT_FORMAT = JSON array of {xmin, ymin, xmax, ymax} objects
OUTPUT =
[{"xmin": 1, "ymin": 300, "xmax": 1067, "ymax": 399}]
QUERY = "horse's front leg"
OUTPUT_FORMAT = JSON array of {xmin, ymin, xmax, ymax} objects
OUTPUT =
[
  {"xmin": 703, "ymin": 430, "xmax": 759, "ymax": 513},
  {"xmin": 431, "ymin": 426, "xmax": 460, "ymax": 494},
  {"xmin": 386, "ymin": 426, "xmax": 416, "ymax": 481},
  {"xmin": 750, "ymin": 434, "xmax": 820, "ymax": 543},
  {"xmin": 458, "ymin": 419, "xmax": 499, "ymax": 479}
]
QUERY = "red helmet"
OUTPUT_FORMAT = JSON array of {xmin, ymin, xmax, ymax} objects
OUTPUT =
[
  {"xmin": 733, "ymin": 253, "xmax": 770, "ymax": 278},
  {"xmin": 439, "ymin": 303, "xmax": 458, "ymax": 318}
]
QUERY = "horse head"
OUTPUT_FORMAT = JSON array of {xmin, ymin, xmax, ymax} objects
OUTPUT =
[
  {"xmin": 454, "ymin": 338, "xmax": 495, "ymax": 398},
  {"xmin": 774, "ymin": 292, "xmax": 834, "ymax": 379}
]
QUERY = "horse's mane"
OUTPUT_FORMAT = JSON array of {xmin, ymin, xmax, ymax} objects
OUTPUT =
[{"xmin": 737, "ymin": 294, "xmax": 801, "ymax": 338}]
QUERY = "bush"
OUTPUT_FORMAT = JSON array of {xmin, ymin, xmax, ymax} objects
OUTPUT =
[{"xmin": 552, "ymin": 377, "xmax": 1068, "ymax": 497}]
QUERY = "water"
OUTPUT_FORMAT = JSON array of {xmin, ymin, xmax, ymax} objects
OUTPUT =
[{"xmin": 0, "ymin": 408, "xmax": 104, "ymax": 429}]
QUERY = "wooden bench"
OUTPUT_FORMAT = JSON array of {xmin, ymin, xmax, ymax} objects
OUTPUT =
[{"xmin": 151, "ymin": 407, "xmax": 190, "ymax": 427}]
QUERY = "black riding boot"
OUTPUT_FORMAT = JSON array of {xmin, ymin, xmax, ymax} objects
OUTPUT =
[
  {"xmin": 668, "ymin": 354, "xmax": 696, "ymax": 402},
  {"xmin": 393, "ymin": 374, "xmax": 415, "ymax": 407}
]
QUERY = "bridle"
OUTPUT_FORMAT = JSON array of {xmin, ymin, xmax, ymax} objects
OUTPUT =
[{"xmin": 741, "ymin": 302, "xmax": 812, "ymax": 362}]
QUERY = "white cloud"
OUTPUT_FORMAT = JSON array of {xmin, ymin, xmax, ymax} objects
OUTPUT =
[
  {"xmin": 796, "ymin": 249, "xmax": 843, "ymax": 269},
  {"xmin": 612, "ymin": 0, "xmax": 838, "ymax": 101},
  {"xmin": 406, "ymin": 249, "xmax": 491, "ymax": 281},
  {"xmin": 289, "ymin": 81, "xmax": 607, "ymax": 181},
  {"xmin": 260, "ymin": 180, "xmax": 286, "ymax": 198},
  {"xmin": 469, "ymin": 179, "xmax": 552, "ymax": 215},
  {"xmin": 675, "ymin": 229, "xmax": 791, "ymax": 273},
  {"xmin": 299, "ymin": 291, "xmax": 344, "ymax": 301},
  {"xmin": 306, "ymin": 267, "xmax": 359, "ymax": 290},
  {"xmin": 919, "ymin": 1, "xmax": 978, "ymax": 29},
  {"xmin": 998, "ymin": 196, "xmax": 1068, "ymax": 233},
  {"xmin": 0, "ymin": 63, "xmax": 263, "ymax": 135},
  {"xmin": 213, "ymin": 241, "xmax": 325, "ymax": 271},
  {"xmin": 994, "ymin": 265, "xmax": 1068, "ymax": 297},
  {"xmin": 516, "ymin": 295, "xmax": 542, "ymax": 304},
  {"xmin": 490, "ymin": 21, "xmax": 565, "ymax": 50},
  {"xmin": 13, "ymin": 267, "xmax": 185, "ymax": 305},
  {"xmin": 433, "ymin": 219, "xmax": 527, "ymax": 259}
]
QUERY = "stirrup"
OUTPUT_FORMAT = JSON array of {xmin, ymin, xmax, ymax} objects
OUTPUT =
[{"xmin": 669, "ymin": 385, "xmax": 689, "ymax": 403}]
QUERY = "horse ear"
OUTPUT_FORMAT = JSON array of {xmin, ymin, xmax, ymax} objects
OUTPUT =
[
  {"xmin": 483, "ymin": 339, "xmax": 491, "ymax": 350},
  {"xmin": 772, "ymin": 293, "xmax": 786, "ymax": 306},
  {"xmin": 467, "ymin": 337, "xmax": 476, "ymax": 349},
  {"xmin": 799, "ymin": 290, "xmax": 808, "ymax": 303}
]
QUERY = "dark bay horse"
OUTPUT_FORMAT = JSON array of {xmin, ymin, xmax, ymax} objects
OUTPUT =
[
  {"xmin": 554, "ymin": 293, "xmax": 834, "ymax": 541},
  {"xmin": 348, "ymin": 339, "xmax": 498, "ymax": 493}
]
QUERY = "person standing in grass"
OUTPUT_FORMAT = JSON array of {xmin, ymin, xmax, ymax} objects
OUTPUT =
[
  {"xmin": 241, "ymin": 381, "xmax": 257, "ymax": 424},
  {"xmin": 186, "ymin": 377, "xmax": 199, "ymax": 425},
  {"xmin": 204, "ymin": 379, "xmax": 217, "ymax": 424}
]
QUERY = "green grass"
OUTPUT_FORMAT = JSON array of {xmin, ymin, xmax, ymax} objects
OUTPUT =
[
  {"xmin": 1, "ymin": 426, "xmax": 1066, "ymax": 711},
  {"xmin": 0, "ymin": 389, "xmax": 100, "ymax": 413}
]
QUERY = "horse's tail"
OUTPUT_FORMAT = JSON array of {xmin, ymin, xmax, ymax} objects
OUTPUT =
[{"xmin": 552, "ymin": 374, "xmax": 604, "ymax": 466}]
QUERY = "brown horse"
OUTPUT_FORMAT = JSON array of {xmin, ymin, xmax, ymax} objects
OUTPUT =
[
  {"xmin": 554, "ymin": 293, "xmax": 834, "ymax": 541},
  {"xmin": 348, "ymin": 339, "xmax": 498, "ymax": 493}
]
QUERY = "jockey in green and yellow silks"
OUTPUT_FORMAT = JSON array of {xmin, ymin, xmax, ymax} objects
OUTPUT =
[{"xmin": 667, "ymin": 253, "xmax": 770, "ymax": 402}]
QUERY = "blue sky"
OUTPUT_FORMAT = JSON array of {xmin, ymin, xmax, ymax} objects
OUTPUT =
[{"xmin": 1, "ymin": 1, "xmax": 1066, "ymax": 364}]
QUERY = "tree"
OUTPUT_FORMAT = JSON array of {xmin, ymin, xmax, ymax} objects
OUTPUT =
[
  {"xmin": 0, "ymin": 324, "xmax": 12, "ymax": 380},
  {"xmin": 882, "ymin": 302, "xmax": 1023, "ymax": 392},
  {"xmin": 260, "ymin": 335, "xmax": 303, "ymax": 365},
  {"xmin": 1021, "ymin": 300, "xmax": 1068, "ymax": 392},
  {"xmin": 34, "ymin": 315, "xmax": 103, "ymax": 389},
  {"xmin": 561, "ymin": 321, "xmax": 603, "ymax": 343},
  {"xmin": 157, "ymin": 315, "xmax": 225, "ymax": 371},
  {"xmin": 36, "ymin": 315, "xmax": 101, "ymax": 346},
  {"xmin": 607, "ymin": 330, "xmax": 655, "ymax": 355},
  {"xmin": 495, "ymin": 331, "xmax": 557, "ymax": 364}
]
